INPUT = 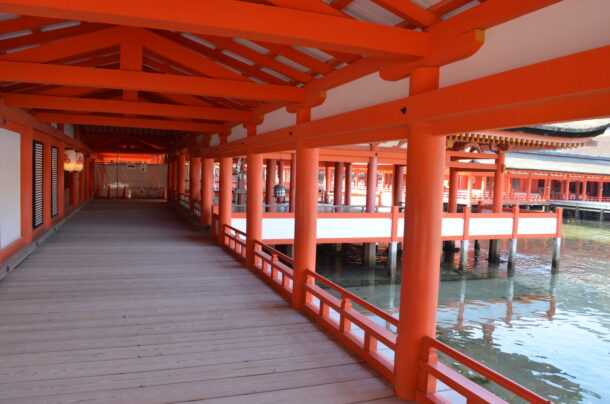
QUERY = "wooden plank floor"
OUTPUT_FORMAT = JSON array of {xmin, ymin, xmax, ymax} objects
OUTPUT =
[{"xmin": 0, "ymin": 200, "xmax": 401, "ymax": 404}]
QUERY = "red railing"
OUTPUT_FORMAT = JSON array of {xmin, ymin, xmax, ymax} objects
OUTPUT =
[
  {"xmin": 418, "ymin": 336, "xmax": 553, "ymax": 404},
  {"xmin": 219, "ymin": 236, "xmax": 554, "ymax": 403},
  {"xmin": 223, "ymin": 224, "xmax": 246, "ymax": 262},
  {"xmin": 304, "ymin": 269, "xmax": 398, "ymax": 381},
  {"xmin": 252, "ymin": 240, "xmax": 294, "ymax": 299}
]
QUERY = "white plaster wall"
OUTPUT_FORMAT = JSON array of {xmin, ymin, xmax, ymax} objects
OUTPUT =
[
  {"xmin": 228, "ymin": 124, "xmax": 247, "ymax": 142},
  {"xmin": 469, "ymin": 218, "xmax": 513, "ymax": 236},
  {"xmin": 263, "ymin": 218, "xmax": 295, "ymax": 239},
  {"xmin": 257, "ymin": 107, "xmax": 297, "ymax": 133},
  {"xmin": 230, "ymin": 218, "xmax": 246, "ymax": 233},
  {"xmin": 442, "ymin": 218, "xmax": 464, "ymax": 238},
  {"xmin": 0, "ymin": 128, "xmax": 21, "ymax": 249},
  {"xmin": 317, "ymin": 217, "xmax": 392, "ymax": 239},
  {"xmin": 518, "ymin": 217, "xmax": 557, "ymax": 236}
]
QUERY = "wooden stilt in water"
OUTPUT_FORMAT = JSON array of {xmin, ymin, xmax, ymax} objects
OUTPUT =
[
  {"xmin": 489, "ymin": 239, "xmax": 501, "ymax": 263},
  {"xmin": 363, "ymin": 242, "xmax": 376, "ymax": 267},
  {"xmin": 508, "ymin": 238, "xmax": 518, "ymax": 270},
  {"xmin": 388, "ymin": 241, "xmax": 398, "ymax": 276},
  {"xmin": 552, "ymin": 237, "xmax": 561, "ymax": 271},
  {"xmin": 458, "ymin": 240, "xmax": 469, "ymax": 271}
]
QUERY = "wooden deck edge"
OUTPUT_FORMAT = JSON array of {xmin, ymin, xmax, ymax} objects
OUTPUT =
[{"xmin": 0, "ymin": 200, "xmax": 90, "ymax": 283}]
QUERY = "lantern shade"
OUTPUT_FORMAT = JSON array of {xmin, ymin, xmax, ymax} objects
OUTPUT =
[
  {"xmin": 74, "ymin": 152, "xmax": 84, "ymax": 172},
  {"xmin": 273, "ymin": 183, "xmax": 286, "ymax": 198},
  {"xmin": 64, "ymin": 149, "xmax": 76, "ymax": 171}
]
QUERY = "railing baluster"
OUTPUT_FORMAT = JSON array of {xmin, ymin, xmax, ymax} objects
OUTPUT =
[{"xmin": 340, "ymin": 297, "xmax": 352, "ymax": 333}]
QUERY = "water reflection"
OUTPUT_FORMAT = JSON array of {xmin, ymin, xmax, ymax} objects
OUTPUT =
[{"xmin": 316, "ymin": 219, "xmax": 610, "ymax": 403}]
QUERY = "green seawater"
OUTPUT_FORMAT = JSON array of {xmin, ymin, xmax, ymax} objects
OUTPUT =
[{"xmin": 315, "ymin": 219, "xmax": 610, "ymax": 403}]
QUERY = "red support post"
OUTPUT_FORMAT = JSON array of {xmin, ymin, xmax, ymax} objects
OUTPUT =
[
  {"xmin": 581, "ymin": 180, "xmax": 587, "ymax": 201},
  {"xmin": 325, "ymin": 164, "xmax": 332, "ymax": 203},
  {"xmin": 177, "ymin": 154, "xmax": 186, "ymax": 196},
  {"xmin": 393, "ymin": 164, "xmax": 405, "ymax": 207},
  {"xmin": 277, "ymin": 159, "xmax": 285, "ymax": 185},
  {"xmin": 448, "ymin": 168, "xmax": 458, "ymax": 213},
  {"xmin": 265, "ymin": 158, "xmax": 277, "ymax": 211},
  {"xmin": 395, "ymin": 67, "xmax": 443, "ymax": 400},
  {"xmin": 289, "ymin": 153, "xmax": 296, "ymax": 213},
  {"xmin": 598, "ymin": 181, "xmax": 604, "ymax": 202},
  {"xmin": 201, "ymin": 158, "xmax": 214, "ymax": 227},
  {"xmin": 493, "ymin": 151, "xmax": 506, "ymax": 212},
  {"xmin": 190, "ymin": 156, "xmax": 201, "ymax": 213},
  {"xmin": 333, "ymin": 161, "xmax": 343, "ymax": 208},
  {"xmin": 246, "ymin": 151, "xmax": 263, "ymax": 269},
  {"xmin": 217, "ymin": 157, "xmax": 232, "ymax": 246},
  {"xmin": 344, "ymin": 162, "xmax": 352, "ymax": 206},
  {"xmin": 366, "ymin": 155, "xmax": 378, "ymax": 213},
  {"xmin": 292, "ymin": 107, "xmax": 318, "ymax": 310}
]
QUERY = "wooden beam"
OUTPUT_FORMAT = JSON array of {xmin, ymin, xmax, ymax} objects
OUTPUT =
[
  {"xmin": 2, "ymin": 94, "xmax": 257, "ymax": 121},
  {"xmin": 211, "ymin": 45, "xmax": 610, "ymax": 155},
  {"xmin": 0, "ymin": 60, "xmax": 306, "ymax": 102},
  {"xmin": 0, "ymin": 0, "xmax": 430, "ymax": 59},
  {"xmin": 34, "ymin": 113, "xmax": 226, "ymax": 133}
]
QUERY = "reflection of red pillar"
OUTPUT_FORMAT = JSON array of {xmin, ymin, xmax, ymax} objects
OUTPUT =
[
  {"xmin": 201, "ymin": 158, "xmax": 214, "ymax": 227},
  {"xmin": 292, "ymin": 108, "xmax": 317, "ymax": 310},
  {"xmin": 392, "ymin": 164, "xmax": 405, "ymax": 206},
  {"xmin": 366, "ymin": 156, "xmax": 378, "ymax": 213},
  {"xmin": 395, "ymin": 67, "xmax": 443, "ymax": 400},
  {"xmin": 344, "ymin": 163, "xmax": 352, "ymax": 206},
  {"xmin": 217, "ymin": 157, "xmax": 232, "ymax": 245},
  {"xmin": 190, "ymin": 157, "xmax": 201, "ymax": 213},
  {"xmin": 177, "ymin": 154, "xmax": 186, "ymax": 196},
  {"xmin": 333, "ymin": 161, "xmax": 343, "ymax": 207},
  {"xmin": 246, "ymin": 152, "xmax": 263, "ymax": 268},
  {"xmin": 289, "ymin": 154, "xmax": 296, "ymax": 212},
  {"xmin": 265, "ymin": 159, "xmax": 276, "ymax": 211}
]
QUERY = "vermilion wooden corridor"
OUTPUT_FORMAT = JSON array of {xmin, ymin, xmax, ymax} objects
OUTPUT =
[{"xmin": 0, "ymin": 200, "xmax": 401, "ymax": 404}]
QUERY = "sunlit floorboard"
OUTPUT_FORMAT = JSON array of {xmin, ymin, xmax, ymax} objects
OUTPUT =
[{"xmin": 0, "ymin": 200, "xmax": 401, "ymax": 403}]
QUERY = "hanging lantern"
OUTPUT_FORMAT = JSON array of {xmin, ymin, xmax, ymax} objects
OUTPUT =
[
  {"xmin": 74, "ymin": 152, "xmax": 84, "ymax": 172},
  {"xmin": 64, "ymin": 149, "xmax": 76, "ymax": 171}
]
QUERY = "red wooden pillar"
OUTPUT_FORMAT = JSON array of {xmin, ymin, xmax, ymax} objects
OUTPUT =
[
  {"xmin": 265, "ymin": 158, "xmax": 277, "ymax": 211},
  {"xmin": 189, "ymin": 156, "xmax": 201, "ymax": 213},
  {"xmin": 448, "ymin": 168, "xmax": 458, "ymax": 213},
  {"xmin": 333, "ymin": 161, "xmax": 343, "ymax": 207},
  {"xmin": 366, "ymin": 156, "xmax": 378, "ymax": 213},
  {"xmin": 177, "ymin": 154, "xmax": 186, "ymax": 197},
  {"xmin": 392, "ymin": 164, "xmax": 405, "ymax": 206},
  {"xmin": 292, "ymin": 108, "xmax": 318, "ymax": 310},
  {"xmin": 217, "ymin": 157, "xmax": 232, "ymax": 246},
  {"xmin": 201, "ymin": 158, "xmax": 214, "ymax": 227},
  {"xmin": 544, "ymin": 178, "xmax": 551, "ymax": 200},
  {"xmin": 324, "ymin": 164, "xmax": 332, "ymax": 203},
  {"xmin": 79, "ymin": 163, "xmax": 85, "ymax": 203},
  {"xmin": 289, "ymin": 153, "xmax": 296, "ymax": 213},
  {"xmin": 344, "ymin": 162, "xmax": 352, "ymax": 206},
  {"xmin": 395, "ymin": 67, "xmax": 444, "ymax": 400},
  {"xmin": 598, "ymin": 181, "xmax": 604, "ymax": 202},
  {"xmin": 172, "ymin": 159, "xmax": 178, "ymax": 201},
  {"xmin": 246, "ymin": 151, "xmax": 263, "ymax": 269},
  {"xmin": 526, "ymin": 175, "xmax": 532, "ymax": 203},
  {"xmin": 493, "ymin": 151, "xmax": 506, "ymax": 212},
  {"xmin": 581, "ymin": 180, "xmax": 588, "ymax": 201},
  {"xmin": 20, "ymin": 126, "xmax": 33, "ymax": 242},
  {"xmin": 277, "ymin": 160, "xmax": 285, "ymax": 185},
  {"xmin": 167, "ymin": 160, "xmax": 173, "ymax": 201}
]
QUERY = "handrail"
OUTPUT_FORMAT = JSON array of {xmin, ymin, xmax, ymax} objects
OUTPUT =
[
  {"xmin": 223, "ymin": 224, "xmax": 246, "ymax": 262},
  {"xmin": 420, "ymin": 336, "xmax": 553, "ymax": 404},
  {"xmin": 252, "ymin": 240, "xmax": 294, "ymax": 298},
  {"xmin": 306, "ymin": 269, "xmax": 398, "ymax": 327}
]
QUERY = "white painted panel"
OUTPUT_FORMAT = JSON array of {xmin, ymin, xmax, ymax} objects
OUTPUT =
[
  {"xmin": 442, "ymin": 218, "xmax": 464, "ymax": 238},
  {"xmin": 228, "ymin": 124, "xmax": 247, "ymax": 142},
  {"xmin": 518, "ymin": 218, "xmax": 557, "ymax": 235},
  {"xmin": 312, "ymin": 73, "xmax": 409, "ymax": 120},
  {"xmin": 397, "ymin": 218, "xmax": 404, "ymax": 238},
  {"xmin": 441, "ymin": 0, "xmax": 610, "ymax": 88},
  {"xmin": 209, "ymin": 134, "xmax": 220, "ymax": 147},
  {"xmin": 230, "ymin": 218, "xmax": 246, "ymax": 233},
  {"xmin": 257, "ymin": 107, "xmax": 295, "ymax": 133},
  {"xmin": 0, "ymin": 128, "xmax": 21, "ymax": 249},
  {"xmin": 469, "ymin": 218, "xmax": 513, "ymax": 236},
  {"xmin": 263, "ymin": 218, "xmax": 295, "ymax": 240},
  {"xmin": 317, "ymin": 218, "xmax": 391, "ymax": 239}
]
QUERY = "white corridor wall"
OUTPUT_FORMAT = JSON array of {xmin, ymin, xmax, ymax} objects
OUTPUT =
[{"xmin": 0, "ymin": 128, "xmax": 21, "ymax": 249}]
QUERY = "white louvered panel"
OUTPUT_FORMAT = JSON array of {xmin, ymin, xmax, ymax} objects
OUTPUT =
[
  {"xmin": 33, "ymin": 141, "xmax": 43, "ymax": 228},
  {"xmin": 51, "ymin": 146, "xmax": 58, "ymax": 217}
]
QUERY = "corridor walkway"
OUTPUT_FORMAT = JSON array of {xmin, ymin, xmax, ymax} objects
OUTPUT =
[{"xmin": 0, "ymin": 200, "xmax": 398, "ymax": 403}]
